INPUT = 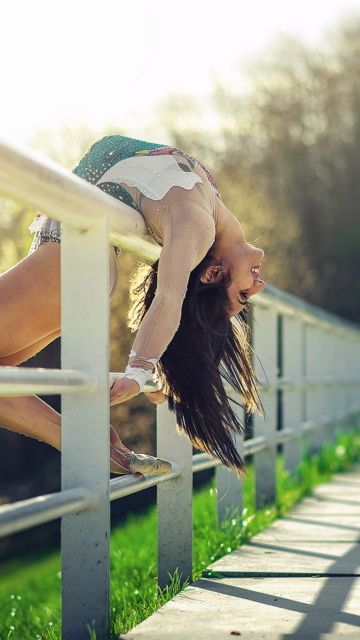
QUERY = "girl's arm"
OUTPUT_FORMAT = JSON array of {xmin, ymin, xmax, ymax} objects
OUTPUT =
[{"xmin": 110, "ymin": 199, "xmax": 216, "ymax": 404}]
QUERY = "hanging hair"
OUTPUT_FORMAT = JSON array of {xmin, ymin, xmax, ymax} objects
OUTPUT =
[{"xmin": 128, "ymin": 254, "xmax": 262, "ymax": 477}]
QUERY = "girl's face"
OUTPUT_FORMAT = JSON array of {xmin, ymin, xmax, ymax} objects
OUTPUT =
[{"xmin": 225, "ymin": 233, "xmax": 265, "ymax": 316}]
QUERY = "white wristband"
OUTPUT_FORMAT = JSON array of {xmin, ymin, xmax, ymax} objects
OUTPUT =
[{"xmin": 124, "ymin": 366, "xmax": 151, "ymax": 390}]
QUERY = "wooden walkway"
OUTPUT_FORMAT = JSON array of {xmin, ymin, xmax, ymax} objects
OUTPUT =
[{"xmin": 121, "ymin": 465, "xmax": 360, "ymax": 640}]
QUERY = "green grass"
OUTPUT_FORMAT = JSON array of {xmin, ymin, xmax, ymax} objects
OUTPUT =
[{"xmin": 1, "ymin": 428, "xmax": 360, "ymax": 640}]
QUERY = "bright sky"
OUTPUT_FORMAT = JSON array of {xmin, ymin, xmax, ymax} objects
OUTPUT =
[{"xmin": 1, "ymin": 0, "xmax": 359, "ymax": 145}]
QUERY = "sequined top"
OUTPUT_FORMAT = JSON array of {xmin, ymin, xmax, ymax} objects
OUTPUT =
[{"xmin": 73, "ymin": 135, "xmax": 218, "ymax": 196}]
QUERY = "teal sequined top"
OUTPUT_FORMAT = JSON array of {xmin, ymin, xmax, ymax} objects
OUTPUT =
[{"xmin": 73, "ymin": 135, "xmax": 218, "ymax": 212}]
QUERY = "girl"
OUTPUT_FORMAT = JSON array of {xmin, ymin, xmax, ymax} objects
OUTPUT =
[{"xmin": 0, "ymin": 135, "xmax": 265, "ymax": 476}]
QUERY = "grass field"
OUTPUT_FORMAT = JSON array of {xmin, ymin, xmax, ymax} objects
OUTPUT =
[{"xmin": 1, "ymin": 429, "xmax": 359, "ymax": 640}]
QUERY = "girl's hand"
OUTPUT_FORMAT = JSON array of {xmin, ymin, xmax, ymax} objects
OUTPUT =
[
  {"xmin": 110, "ymin": 377, "xmax": 140, "ymax": 405},
  {"xmin": 144, "ymin": 389, "xmax": 167, "ymax": 404}
]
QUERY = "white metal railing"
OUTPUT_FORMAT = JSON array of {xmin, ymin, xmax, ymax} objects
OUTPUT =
[{"xmin": 0, "ymin": 138, "xmax": 360, "ymax": 640}]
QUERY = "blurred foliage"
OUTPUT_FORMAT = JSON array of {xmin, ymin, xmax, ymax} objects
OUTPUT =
[{"xmin": 0, "ymin": 200, "xmax": 34, "ymax": 269}]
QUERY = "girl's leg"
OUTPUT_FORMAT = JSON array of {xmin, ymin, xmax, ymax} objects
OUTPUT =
[
  {"xmin": 0, "ymin": 242, "xmax": 171, "ymax": 474},
  {"xmin": 0, "ymin": 394, "xmax": 170, "ymax": 474},
  {"xmin": 0, "ymin": 243, "xmax": 129, "ymax": 467},
  {"xmin": 0, "ymin": 395, "xmax": 61, "ymax": 449},
  {"xmin": 0, "ymin": 242, "xmax": 61, "ymax": 446},
  {"xmin": 0, "ymin": 242, "xmax": 61, "ymax": 358},
  {"xmin": 0, "ymin": 330, "xmax": 61, "ymax": 366}
]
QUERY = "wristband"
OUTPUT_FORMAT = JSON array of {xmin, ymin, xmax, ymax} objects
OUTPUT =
[{"xmin": 124, "ymin": 366, "xmax": 150, "ymax": 390}]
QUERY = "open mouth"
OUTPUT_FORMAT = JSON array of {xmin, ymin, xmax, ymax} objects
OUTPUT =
[{"xmin": 251, "ymin": 265, "xmax": 261, "ymax": 278}]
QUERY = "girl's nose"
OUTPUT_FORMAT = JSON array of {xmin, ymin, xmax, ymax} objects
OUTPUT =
[{"xmin": 253, "ymin": 247, "xmax": 264, "ymax": 262}]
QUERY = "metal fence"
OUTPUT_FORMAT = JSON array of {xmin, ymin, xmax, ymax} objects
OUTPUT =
[{"xmin": 0, "ymin": 138, "xmax": 360, "ymax": 640}]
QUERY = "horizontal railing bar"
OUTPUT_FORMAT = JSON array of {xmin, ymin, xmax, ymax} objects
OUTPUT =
[
  {"xmin": 192, "ymin": 435, "xmax": 279, "ymax": 473},
  {"xmin": 191, "ymin": 432, "xmax": 307, "ymax": 473},
  {"xmin": 258, "ymin": 378, "xmax": 360, "ymax": 390},
  {"xmin": 192, "ymin": 452, "xmax": 221, "ymax": 472},
  {"xmin": 0, "ymin": 369, "xmax": 159, "ymax": 397},
  {"xmin": 193, "ymin": 410, "xmax": 360, "ymax": 472},
  {"xmin": 0, "ymin": 367, "xmax": 97, "ymax": 396},
  {"xmin": 244, "ymin": 435, "xmax": 269, "ymax": 455},
  {"xmin": 108, "ymin": 230, "xmax": 160, "ymax": 262},
  {"xmin": 301, "ymin": 420, "xmax": 318, "ymax": 433},
  {"xmin": 110, "ymin": 462, "xmax": 183, "ymax": 500},
  {"xmin": 3, "ymin": 364, "xmax": 358, "ymax": 398},
  {"xmin": 0, "ymin": 137, "xmax": 160, "ymax": 261},
  {"xmin": 0, "ymin": 487, "xmax": 97, "ymax": 538},
  {"xmin": 1, "ymin": 406, "xmax": 357, "ymax": 536},
  {"xmin": 1, "ymin": 467, "xmax": 184, "ymax": 539},
  {"xmin": 260, "ymin": 283, "xmax": 360, "ymax": 337}
]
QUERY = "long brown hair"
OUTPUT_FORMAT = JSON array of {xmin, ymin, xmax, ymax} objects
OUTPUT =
[{"xmin": 128, "ymin": 255, "xmax": 262, "ymax": 476}]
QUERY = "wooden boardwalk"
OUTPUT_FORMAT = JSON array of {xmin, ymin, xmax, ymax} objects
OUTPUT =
[{"xmin": 121, "ymin": 466, "xmax": 360, "ymax": 640}]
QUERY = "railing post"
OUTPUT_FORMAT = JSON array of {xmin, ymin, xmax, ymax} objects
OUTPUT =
[
  {"xmin": 216, "ymin": 398, "xmax": 244, "ymax": 523},
  {"xmin": 156, "ymin": 402, "xmax": 193, "ymax": 589},
  {"xmin": 252, "ymin": 303, "xmax": 277, "ymax": 507},
  {"xmin": 216, "ymin": 459, "xmax": 244, "ymax": 524},
  {"xmin": 306, "ymin": 322, "xmax": 326, "ymax": 455},
  {"xmin": 282, "ymin": 315, "xmax": 303, "ymax": 473},
  {"xmin": 61, "ymin": 216, "xmax": 110, "ymax": 640}
]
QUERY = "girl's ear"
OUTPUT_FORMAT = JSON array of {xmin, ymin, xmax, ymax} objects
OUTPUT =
[{"xmin": 200, "ymin": 265, "xmax": 223, "ymax": 284}]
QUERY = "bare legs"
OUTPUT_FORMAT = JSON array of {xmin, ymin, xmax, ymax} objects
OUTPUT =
[
  {"xmin": 0, "ymin": 242, "xmax": 62, "ymax": 448},
  {"xmin": 0, "ymin": 242, "xmax": 135, "ymax": 473},
  {"xmin": 0, "ymin": 242, "xmax": 171, "ymax": 475},
  {"xmin": 0, "ymin": 396, "xmax": 61, "ymax": 449},
  {"xmin": 0, "ymin": 242, "xmax": 61, "ymax": 359}
]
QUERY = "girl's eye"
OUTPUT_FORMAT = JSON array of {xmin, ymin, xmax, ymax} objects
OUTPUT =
[{"xmin": 239, "ymin": 291, "xmax": 249, "ymax": 305}]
